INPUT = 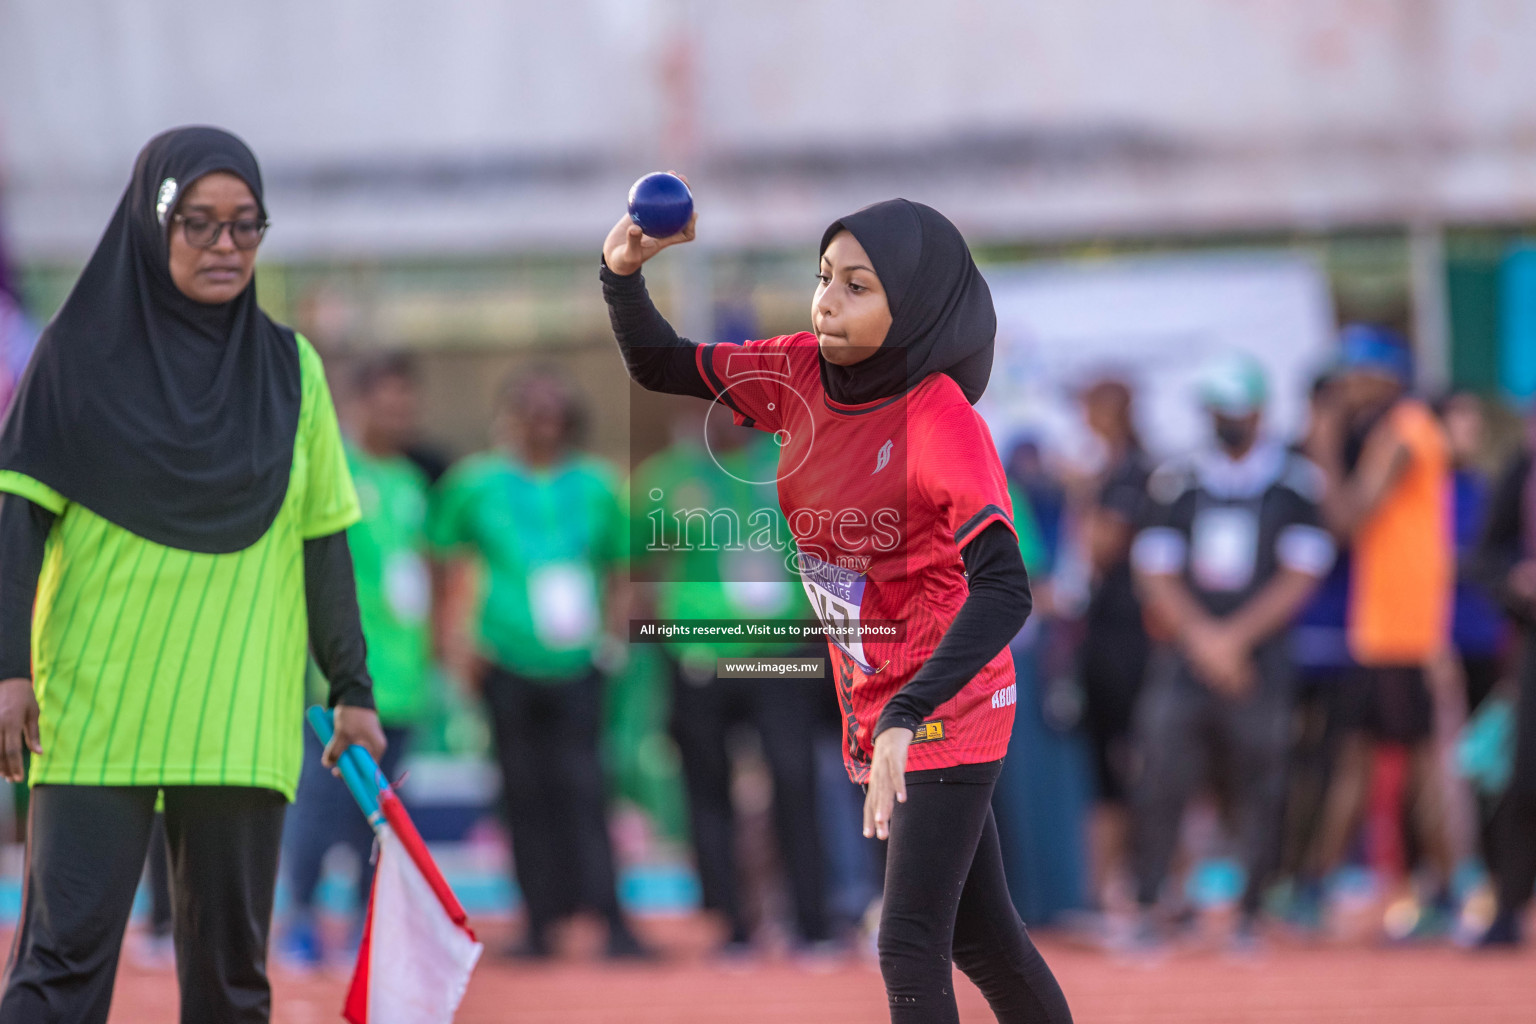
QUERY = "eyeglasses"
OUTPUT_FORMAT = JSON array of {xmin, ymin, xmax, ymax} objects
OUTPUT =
[{"xmin": 171, "ymin": 214, "xmax": 268, "ymax": 251}]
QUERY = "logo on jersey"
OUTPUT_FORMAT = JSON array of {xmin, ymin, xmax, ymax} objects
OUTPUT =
[
  {"xmin": 873, "ymin": 439, "xmax": 893, "ymax": 475},
  {"xmin": 911, "ymin": 720, "xmax": 946, "ymax": 743},
  {"xmin": 991, "ymin": 683, "xmax": 1017, "ymax": 709}
]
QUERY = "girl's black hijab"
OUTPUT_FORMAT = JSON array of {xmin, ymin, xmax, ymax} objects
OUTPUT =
[
  {"xmin": 0, "ymin": 126, "xmax": 300, "ymax": 554},
  {"xmin": 817, "ymin": 199, "xmax": 996, "ymax": 406}
]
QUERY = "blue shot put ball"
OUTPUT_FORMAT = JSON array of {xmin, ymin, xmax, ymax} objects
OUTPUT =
[{"xmin": 627, "ymin": 172, "xmax": 694, "ymax": 239}]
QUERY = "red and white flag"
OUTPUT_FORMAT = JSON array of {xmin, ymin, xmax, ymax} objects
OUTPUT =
[{"xmin": 344, "ymin": 793, "xmax": 483, "ymax": 1024}]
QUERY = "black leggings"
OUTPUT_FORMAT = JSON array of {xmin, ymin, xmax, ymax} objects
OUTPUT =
[
  {"xmin": 668, "ymin": 661, "xmax": 829, "ymax": 943},
  {"xmin": 1491, "ymin": 639, "xmax": 1536, "ymax": 921},
  {"xmin": 877, "ymin": 763, "xmax": 1072, "ymax": 1024},
  {"xmin": 1, "ymin": 784, "xmax": 285, "ymax": 1024},
  {"xmin": 482, "ymin": 665, "xmax": 628, "ymax": 941}
]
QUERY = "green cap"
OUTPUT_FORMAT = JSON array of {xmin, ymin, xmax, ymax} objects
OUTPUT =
[{"xmin": 1198, "ymin": 352, "xmax": 1268, "ymax": 416}]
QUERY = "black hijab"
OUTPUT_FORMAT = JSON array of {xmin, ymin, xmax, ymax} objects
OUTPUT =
[
  {"xmin": 0, "ymin": 126, "xmax": 300, "ymax": 554},
  {"xmin": 817, "ymin": 199, "xmax": 996, "ymax": 406}
]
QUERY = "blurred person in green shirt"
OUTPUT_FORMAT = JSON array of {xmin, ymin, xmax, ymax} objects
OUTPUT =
[
  {"xmin": 631, "ymin": 407, "xmax": 831, "ymax": 955},
  {"xmin": 280, "ymin": 353, "xmax": 433, "ymax": 968},
  {"xmin": 428, "ymin": 369, "xmax": 652, "ymax": 961}
]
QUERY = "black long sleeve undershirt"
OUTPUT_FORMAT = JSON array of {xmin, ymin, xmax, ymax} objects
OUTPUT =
[
  {"xmin": 0, "ymin": 493, "xmax": 372, "ymax": 709},
  {"xmin": 303, "ymin": 532, "xmax": 376, "ymax": 710},
  {"xmin": 874, "ymin": 520, "xmax": 1032, "ymax": 740},
  {"xmin": 0, "ymin": 495, "xmax": 56, "ymax": 680},
  {"xmin": 601, "ymin": 262, "xmax": 716, "ymax": 400}
]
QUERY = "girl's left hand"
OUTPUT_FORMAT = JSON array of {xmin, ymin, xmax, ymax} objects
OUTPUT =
[{"xmin": 863, "ymin": 727, "xmax": 912, "ymax": 840}]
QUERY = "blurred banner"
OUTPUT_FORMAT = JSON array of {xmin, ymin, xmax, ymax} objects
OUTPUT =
[{"xmin": 980, "ymin": 251, "xmax": 1335, "ymax": 458}]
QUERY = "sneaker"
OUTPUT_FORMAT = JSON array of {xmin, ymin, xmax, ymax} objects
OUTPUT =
[
  {"xmin": 1116, "ymin": 911, "xmax": 1167, "ymax": 964},
  {"xmin": 330, "ymin": 916, "xmax": 366, "ymax": 972},
  {"xmin": 1390, "ymin": 891, "xmax": 1457, "ymax": 944},
  {"xmin": 277, "ymin": 919, "xmax": 325, "ymax": 971},
  {"xmin": 499, "ymin": 933, "xmax": 554, "ymax": 962},
  {"xmin": 1055, "ymin": 909, "xmax": 1115, "ymax": 950},
  {"xmin": 127, "ymin": 931, "xmax": 176, "ymax": 971},
  {"xmin": 1282, "ymin": 879, "xmax": 1326, "ymax": 936},
  {"xmin": 1225, "ymin": 916, "xmax": 1265, "ymax": 959},
  {"xmin": 1475, "ymin": 912, "xmax": 1524, "ymax": 949},
  {"xmin": 790, "ymin": 938, "xmax": 846, "ymax": 973},
  {"xmin": 604, "ymin": 927, "xmax": 662, "ymax": 963},
  {"xmin": 713, "ymin": 935, "xmax": 756, "ymax": 959}
]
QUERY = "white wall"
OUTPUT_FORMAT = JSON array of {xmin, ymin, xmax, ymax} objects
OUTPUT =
[{"xmin": 5, "ymin": 0, "xmax": 1536, "ymax": 258}]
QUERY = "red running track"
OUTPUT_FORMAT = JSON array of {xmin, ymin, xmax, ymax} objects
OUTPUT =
[{"xmin": 24, "ymin": 915, "xmax": 1530, "ymax": 1024}]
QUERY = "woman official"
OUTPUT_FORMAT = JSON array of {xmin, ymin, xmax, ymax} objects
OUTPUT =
[{"xmin": 0, "ymin": 126, "xmax": 384, "ymax": 1024}]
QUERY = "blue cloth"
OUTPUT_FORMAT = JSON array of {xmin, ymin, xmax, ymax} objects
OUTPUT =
[
  {"xmin": 1451, "ymin": 468, "xmax": 1507, "ymax": 656},
  {"xmin": 1501, "ymin": 247, "xmax": 1536, "ymax": 402},
  {"xmin": 1021, "ymin": 480, "xmax": 1066, "ymax": 574},
  {"xmin": 1339, "ymin": 323, "xmax": 1413, "ymax": 384},
  {"xmin": 1292, "ymin": 557, "xmax": 1355, "ymax": 671},
  {"xmin": 991, "ymin": 629, "xmax": 1091, "ymax": 924}
]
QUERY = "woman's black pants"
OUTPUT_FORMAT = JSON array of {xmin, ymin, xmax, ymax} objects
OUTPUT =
[
  {"xmin": 482, "ymin": 665, "xmax": 628, "ymax": 942},
  {"xmin": 1491, "ymin": 634, "xmax": 1536, "ymax": 923},
  {"xmin": 877, "ymin": 762, "xmax": 1073, "ymax": 1024},
  {"xmin": 668, "ymin": 659, "xmax": 830, "ymax": 944},
  {"xmin": 1, "ymin": 784, "xmax": 285, "ymax": 1024}
]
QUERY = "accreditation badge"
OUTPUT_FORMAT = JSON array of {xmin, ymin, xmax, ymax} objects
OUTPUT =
[
  {"xmin": 1190, "ymin": 506, "xmax": 1258, "ymax": 592},
  {"xmin": 528, "ymin": 561, "xmax": 600, "ymax": 649},
  {"xmin": 721, "ymin": 549, "xmax": 796, "ymax": 615},
  {"xmin": 384, "ymin": 551, "xmax": 430, "ymax": 624}
]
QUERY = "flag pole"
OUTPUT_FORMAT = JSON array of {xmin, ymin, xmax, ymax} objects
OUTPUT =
[{"xmin": 306, "ymin": 705, "xmax": 386, "ymax": 830}]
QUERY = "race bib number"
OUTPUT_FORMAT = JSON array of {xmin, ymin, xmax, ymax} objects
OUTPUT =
[
  {"xmin": 528, "ymin": 561, "xmax": 600, "ymax": 649},
  {"xmin": 1191, "ymin": 506, "xmax": 1258, "ymax": 592},
  {"xmin": 383, "ymin": 551, "xmax": 430, "ymax": 624},
  {"xmin": 796, "ymin": 553, "xmax": 875, "ymax": 673},
  {"xmin": 722, "ymin": 550, "xmax": 796, "ymax": 615}
]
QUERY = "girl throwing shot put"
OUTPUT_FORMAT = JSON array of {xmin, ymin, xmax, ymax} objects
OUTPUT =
[{"xmin": 601, "ymin": 194, "xmax": 1072, "ymax": 1024}]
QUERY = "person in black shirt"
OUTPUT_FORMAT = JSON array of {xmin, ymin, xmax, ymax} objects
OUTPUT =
[
  {"xmin": 1129, "ymin": 353, "xmax": 1335, "ymax": 950},
  {"xmin": 1471, "ymin": 418, "xmax": 1536, "ymax": 947},
  {"xmin": 1076, "ymin": 378, "xmax": 1154, "ymax": 915}
]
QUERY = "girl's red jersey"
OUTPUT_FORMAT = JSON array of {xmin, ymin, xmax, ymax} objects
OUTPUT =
[{"xmin": 696, "ymin": 332, "xmax": 1018, "ymax": 781}]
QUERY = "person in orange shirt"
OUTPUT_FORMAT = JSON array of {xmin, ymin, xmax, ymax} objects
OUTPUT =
[{"xmin": 1303, "ymin": 325, "xmax": 1456, "ymax": 937}]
